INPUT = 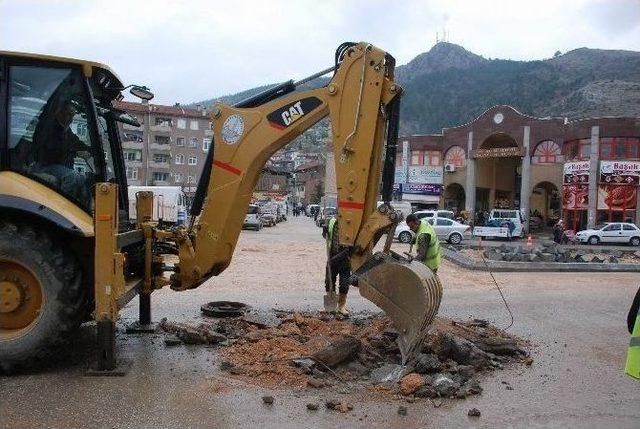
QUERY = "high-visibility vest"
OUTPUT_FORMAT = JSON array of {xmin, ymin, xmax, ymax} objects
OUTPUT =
[
  {"xmin": 626, "ymin": 308, "xmax": 640, "ymax": 380},
  {"xmin": 416, "ymin": 220, "xmax": 441, "ymax": 271},
  {"xmin": 327, "ymin": 217, "xmax": 337, "ymax": 243}
]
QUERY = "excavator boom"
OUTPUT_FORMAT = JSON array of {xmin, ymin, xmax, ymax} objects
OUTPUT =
[{"xmin": 167, "ymin": 42, "xmax": 442, "ymax": 363}]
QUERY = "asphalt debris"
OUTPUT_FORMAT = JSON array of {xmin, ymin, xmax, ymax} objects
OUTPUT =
[
  {"xmin": 262, "ymin": 395, "xmax": 274, "ymax": 405},
  {"xmin": 468, "ymin": 407, "xmax": 481, "ymax": 417}
]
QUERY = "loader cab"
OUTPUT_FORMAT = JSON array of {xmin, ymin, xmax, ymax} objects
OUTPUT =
[{"xmin": 0, "ymin": 52, "xmax": 145, "ymax": 217}]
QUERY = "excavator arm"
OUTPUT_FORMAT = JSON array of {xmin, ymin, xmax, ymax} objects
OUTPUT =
[{"xmin": 166, "ymin": 42, "xmax": 442, "ymax": 362}]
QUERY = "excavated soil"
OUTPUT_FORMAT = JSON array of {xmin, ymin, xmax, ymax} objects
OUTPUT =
[{"xmin": 159, "ymin": 311, "xmax": 531, "ymax": 400}]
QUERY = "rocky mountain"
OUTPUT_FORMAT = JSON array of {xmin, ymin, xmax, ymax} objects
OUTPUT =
[{"xmin": 192, "ymin": 43, "xmax": 640, "ymax": 136}]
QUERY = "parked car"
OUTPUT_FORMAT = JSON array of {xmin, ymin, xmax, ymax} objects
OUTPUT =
[
  {"xmin": 306, "ymin": 204, "xmax": 320, "ymax": 217},
  {"xmin": 243, "ymin": 204, "xmax": 263, "ymax": 231},
  {"xmin": 575, "ymin": 222, "xmax": 640, "ymax": 246},
  {"xmin": 316, "ymin": 206, "xmax": 337, "ymax": 227},
  {"xmin": 395, "ymin": 217, "xmax": 471, "ymax": 244},
  {"xmin": 260, "ymin": 212, "xmax": 277, "ymax": 227},
  {"xmin": 473, "ymin": 209, "xmax": 526, "ymax": 239}
]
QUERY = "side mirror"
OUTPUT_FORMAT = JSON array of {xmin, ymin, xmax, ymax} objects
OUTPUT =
[{"xmin": 130, "ymin": 85, "xmax": 154, "ymax": 101}]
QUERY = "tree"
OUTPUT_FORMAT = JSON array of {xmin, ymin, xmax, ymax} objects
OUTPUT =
[
  {"xmin": 553, "ymin": 50, "xmax": 562, "ymax": 58},
  {"xmin": 312, "ymin": 181, "xmax": 324, "ymax": 204}
]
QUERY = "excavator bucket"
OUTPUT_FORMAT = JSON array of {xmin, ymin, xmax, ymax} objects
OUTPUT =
[{"xmin": 356, "ymin": 252, "xmax": 442, "ymax": 364}]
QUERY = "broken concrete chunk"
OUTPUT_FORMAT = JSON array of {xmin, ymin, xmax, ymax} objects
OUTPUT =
[
  {"xmin": 306, "ymin": 403, "xmax": 319, "ymax": 411},
  {"xmin": 242, "ymin": 310, "xmax": 283, "ymax": 328},
  {"xmin": 414, "ymin": 353, "xmax": 441, "ymax": 374},
  {"xmin": 397, "ymin": 406, "xmax": 408, "ymax": 416},
  {"xmin": 468, "ymin": 407, "xmax": 481, "ymax": 417},
  {"xmin": 434, "ymin": 373, "xmax": 460, "ymax": 397},
  {"xmin": 306, "ymin": 378, "xmax": 325, "ymax": 388},
  {"xmin": 311, "ymin": 335, "xmax": 361, "ymax": 367},
  {"xmin": 432, "ymin": 332, "xmax": 493, "ymax": 368},
  {"xmin": 262, "ymin": 395, "xmax": 274, "ymax": 405},
  {"xmin": 292, "ymin": 358, "xmax": 316, "ymax": 374},
  {"xmin": 369, "ymin": 363, "xmax": 405, "ymax": 384},
  {"xmin": 163, "ymin": 334, "xmax": 182, "ymax": 346}
]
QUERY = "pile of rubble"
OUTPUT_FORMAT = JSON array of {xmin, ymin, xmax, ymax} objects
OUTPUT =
[
  {"xmin": 159, "ymin": 310, "xmax": 530, "ymax": 400},
  {"xmin": 480, "ymin": 241, "xmax": 640, "ymax": 263}
]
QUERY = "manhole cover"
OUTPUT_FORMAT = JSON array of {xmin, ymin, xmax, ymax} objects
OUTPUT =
[{"xmin": 201, "ymin": 301, "xmax": 250, "ymax": 318}]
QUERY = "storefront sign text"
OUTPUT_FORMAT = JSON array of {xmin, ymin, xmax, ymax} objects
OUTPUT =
[
  {"xmin": 472, "ymin": 146, "xmax": 523, "ymax": 159},
  {"xmin": 599, "ymin": 161, "xmax": 640, "ymax": 185},
  {"xmin": 401, "ymin": 183, "xmax": 442, "ymax": 196}
]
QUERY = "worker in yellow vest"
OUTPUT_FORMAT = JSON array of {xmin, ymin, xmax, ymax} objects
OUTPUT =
[
  {"xmin": 626, "ymin": 286, "xmax": 640, "ymax": 380},
  {"xmin": 405, "ymin": 214, "xmax": 441, "ymax": 273},
  {"xmin": 322, "ymin": 216, "xmax": 351, "ymax": 314}
]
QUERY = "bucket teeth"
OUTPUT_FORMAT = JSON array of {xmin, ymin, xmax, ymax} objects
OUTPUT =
[{"xmin": 355, "ymin": 252, "xmax": 442, "ymax": 364}]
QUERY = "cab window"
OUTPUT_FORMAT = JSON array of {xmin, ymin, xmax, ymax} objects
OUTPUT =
[
  {"xmin": 8, "ymin": 65, "xmax": 96, "ymax": 210},
  {"xmin": 602, "ymin": 224, "xmax": 620, "ymax": 231}
]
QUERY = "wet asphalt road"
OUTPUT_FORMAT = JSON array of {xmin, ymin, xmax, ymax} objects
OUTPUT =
[{"xmin": 1, "ymin": 216, "xmax": 639, "ymax": 429}]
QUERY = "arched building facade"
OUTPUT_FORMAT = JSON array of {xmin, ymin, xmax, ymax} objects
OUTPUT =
[{"xmin": 395, "ymin": 105, "xmax": 640, "ymax": 231}]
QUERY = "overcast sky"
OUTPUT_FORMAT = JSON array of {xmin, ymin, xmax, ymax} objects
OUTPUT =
[{"xmin": 2, "ymin": 0, "xmax": 639, "ymax": 105}]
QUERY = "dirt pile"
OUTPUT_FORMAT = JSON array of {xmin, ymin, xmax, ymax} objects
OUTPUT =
[{"xmin": 159, "ymin": 310, "xmax": 530, "ymax": 399}]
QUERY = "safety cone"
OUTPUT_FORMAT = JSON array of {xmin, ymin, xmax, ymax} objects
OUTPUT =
[{"xmin": 527, "ymin": 234, "xmax": 533, "ymax": 247}]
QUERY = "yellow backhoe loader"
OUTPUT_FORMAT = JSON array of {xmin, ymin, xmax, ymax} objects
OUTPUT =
[{"xmin": 0, "ymin": 42, "xmax": 442, "ymax": 372}]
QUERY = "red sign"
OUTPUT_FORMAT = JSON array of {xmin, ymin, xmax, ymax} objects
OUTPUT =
[
  {"xmin": 563, "ymin": 161, "xmax": 590, "ymax": 185},
  {"xmin": 599, "ymin": 161, "xmax": 640, "ymax": 185},
  {"xmin": 562, "ymin": 184, "xmax": 589, "ymax": 210}
]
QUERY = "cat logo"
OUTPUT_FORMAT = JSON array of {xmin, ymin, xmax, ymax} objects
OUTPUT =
[
  {"xmin": 267, "ymin": 97, "xmax": 322, "ymax": 130},
  {"xmin": 281, "ymin": 101, "xmax": 304, "ymax": 126}
]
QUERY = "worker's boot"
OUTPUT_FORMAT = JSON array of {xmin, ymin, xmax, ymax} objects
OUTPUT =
[
  {"xmin": 337, "ymin": 293, "xmax": 349, "ymax": 316},
  {"xmin": 323, "ymin": 291, "xmax": 338, "ymax": 312}
]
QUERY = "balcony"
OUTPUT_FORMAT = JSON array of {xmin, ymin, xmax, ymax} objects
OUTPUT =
[
  {"xmin": 124, "ymin": 160, "xmax": 142, "ymax": 167},
  {"xmin": 150, "ymin": 124, "xmax": 171, "ymax": 133},
  {"xmin": 152, "ymin": 180, "xmax": 170, "ymax": 186},
  {"xmin": 123, "ymin": 123, "xmax": 142, "ymax": 130},
  {"xmin": 122, "ymin": 141, "xmax": 143, "ymax": 150},
  {"xmin": 148, "ymin": 161, "xmax": 170, "ymax": 169},
  {"xmin": 149, "ymin": 143, "xmax": 171, "ymax": 151},
  {"xmin": 205, "ymin": 129, "xmax": 213, "ymax": 138}
]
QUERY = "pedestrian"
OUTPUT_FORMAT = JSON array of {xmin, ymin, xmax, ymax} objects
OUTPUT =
[
  {"xmin": 322, "ymin": 216, "xmax": 351, "ymax": 315},
  {"xmin": 625, "ymin": 286, "xmax": 640, "ymax": 380},
  {"xmin": 405, "ymin": 213, "xmax": 441, "ymax": 274},
  {"xmin": 553, "ymin": 219, "xmax": 564, "ymax": 244}
]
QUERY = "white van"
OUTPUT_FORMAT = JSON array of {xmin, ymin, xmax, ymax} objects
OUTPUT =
[
  {"xmin": 128, "ymin": 186, "xmax": 188, "ymax": 225},
  {"xmin": 473, "ymin": 209, "xmax": 525, "ymax": 239}
]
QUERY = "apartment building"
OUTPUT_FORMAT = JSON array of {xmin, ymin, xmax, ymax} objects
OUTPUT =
[{"xmin": 114, "ymin": 100, "xmax": 212, "ymax": 195}]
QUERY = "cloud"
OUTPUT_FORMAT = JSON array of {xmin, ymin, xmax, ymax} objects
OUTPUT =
[{"xmin": 2, "ymin": 0, "xmax": 639, "ymax": 104}]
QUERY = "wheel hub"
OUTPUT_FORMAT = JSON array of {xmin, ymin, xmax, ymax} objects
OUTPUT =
[
  {"xmin": 0, "ymin": 281, "xmax": 23, "ymax": 313},
  {"xmin": 0, "ymin": 260, "xmax": 43, "ymax": 336}
]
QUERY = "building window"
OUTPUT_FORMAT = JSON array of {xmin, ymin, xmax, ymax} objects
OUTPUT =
[
  {"xmin": 599, "ymin": 137, "xmax": 640, "ymax": 160},
  {"xmin": 153, "ymin": 154, "xmax": 169, "ymax": 163},
  {"xmin": 154, "ymin": 135, "xmax": 170, "ymax": 145},
  {"xmin": 123, "ymin": 131, "xmax": 143, "ymax": 142},
  {"xmin": 425, "ymin": 150, "xmax": 441, "ymax": 166},
  {"xmin": 410, "ymin": 150, "xmax": 423, "ymax": 166},
  {"xmin": 564, "ymin": 138, "xmax": 590, "ymax": 161},
  {"xmin": 175, "ymin": 154, "xmax": 185, "ymax": 164},
  {"xmin": 126, "ymin": 167, "xmax": 138, "ymax": 180},
  {"xmin": 177, "ymin": 118, "xmax": 186, "ymax": 129},
  {"xmin": 203, "ymin": 138, "xmax": 211, "ymax": 152},
  {"xmin": 188, "ymin": 156, "xmax": 197, "ymax": 165},
  {"xmin": 174, "ymin": 173, "xmax": 183, "ymax": 183},
  {"xmin": 152, "ymin": 172, "xmax": 169, "ymax": 182},
  {"xmin": 124, "ymin": 150, "xmax": 142, "ymax": 161},
  {"xmin": 189, "ymin": 137, "xmax": 198, "ymax": 148},
  {"xmin": 190, "ymin": 120, "xmax": 199, "ymax": 130},
  {"xmin": 176, "ymin": 137, "xmax": 185, "ymax": 147},
  {"xmin": 532, "ymin": 140, "xmax": 563, "ymax": 164},
  {"xmin": 187, "ymin": 175, "xmax": 195, "ymax": 184},
  {"xmin": 155, "ymin": 117, "xmax": 172, "ymax": 127},
  {"xmin": 444, "ymin": 146, "xmax": 466, "ymax": 167}
]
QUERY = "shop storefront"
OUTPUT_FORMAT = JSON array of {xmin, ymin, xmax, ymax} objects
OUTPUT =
[
  {"xmin": 597, "ymin": 161, "xmax": 639, "ymax": 224},
  {"xmin": 562, "ymin": 161, "xmax": 590, "ymax": 231}
]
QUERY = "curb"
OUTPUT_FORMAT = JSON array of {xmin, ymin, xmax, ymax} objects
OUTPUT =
[{"xmin": 442, "ymin": 247, "xmax": 640, "ymax": 272}]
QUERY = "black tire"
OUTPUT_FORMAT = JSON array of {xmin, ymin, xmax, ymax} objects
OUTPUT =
[
  {"xmin": 630, "ymin": 236, "xmax": 640, "ymax": 246},
  {"xmin": 399, "ymin": 231, "xmax": 413, "ymax": 244},
  {"xmin": 0, "ymin": 222, "xmax": 86, "ymax": 372},
  {"xmin": 588, "ymin": 236, "xmax": 600, "ymax": 245},
  {"xmin": 448, "ymin": 233, "xmax": 462, "ymax": 245}
]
